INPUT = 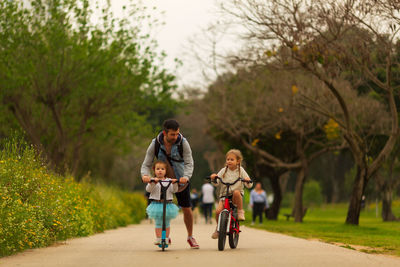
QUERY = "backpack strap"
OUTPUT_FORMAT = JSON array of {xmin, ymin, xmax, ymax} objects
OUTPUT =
[
  {"xmin": 154, "ymin": 138, "xmax": 161, "ymax": 159},
  {"xmin": 178, "ymin": 138, "xmax": 184, "ymax": 158}
]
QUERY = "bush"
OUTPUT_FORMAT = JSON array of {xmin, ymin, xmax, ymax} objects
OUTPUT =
[
  {"xmin": 281, "ymin": 192, "xmax": 295, "ymax": 208},
  {"xmin": 303, "ymin": 180, "xmax": 324, "ymax": 207},
  {"xmin": 0, "ymin": 139, "xmax": 146, "ymax": 257}
]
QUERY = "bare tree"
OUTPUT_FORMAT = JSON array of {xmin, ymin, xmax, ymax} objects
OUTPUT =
[
  {"xmin": 203, "ymin": 66, "xmax": 353, "ymax": 222},
  {"xmin": 221, "ymin": 0, "xmax": 399, "ymax": 225}
]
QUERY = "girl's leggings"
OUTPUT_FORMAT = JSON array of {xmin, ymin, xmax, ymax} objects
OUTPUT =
[
  {"xmin": 155, "ymin": 217, "xmax": 171, "ymax": 228},
  {"xmin": 252, "ymin": 202, "xmax": 265, "ymax": 223}
]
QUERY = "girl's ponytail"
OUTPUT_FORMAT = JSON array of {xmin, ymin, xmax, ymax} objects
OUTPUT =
[{"xmin": 222, "ymin": 165, "xmax": 228, "ymax": 178}]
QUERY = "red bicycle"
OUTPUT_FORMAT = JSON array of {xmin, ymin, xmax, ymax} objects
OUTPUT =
[{"xmin": 207, "ymin": 176, "xmax": 253, "ymax": 251}]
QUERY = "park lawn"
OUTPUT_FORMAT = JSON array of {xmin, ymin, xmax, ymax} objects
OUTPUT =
[{"xmin": 245, "ymin": 203, "xmax": 400, "ymax": 257}]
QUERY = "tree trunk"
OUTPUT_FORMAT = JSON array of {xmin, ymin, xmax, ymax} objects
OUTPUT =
[
  {"xmin": 382, "ymin": 185, "xmax": 397, "ymax": 221},
  {"xmin": 266, "ymin": 172, "xmax": 282, "ymax": 220},
  {"xmin": 346, "ymin": 165, "xmax": 368, "ymax": 225},
  {"xmin": 293, "ymin": 166, "xmax": 307, "ymax": 222}
]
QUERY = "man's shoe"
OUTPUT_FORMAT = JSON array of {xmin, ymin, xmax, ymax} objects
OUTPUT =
[{"xmin": 187, "ymin": 236, "xmax": 200, "ymax": 249}]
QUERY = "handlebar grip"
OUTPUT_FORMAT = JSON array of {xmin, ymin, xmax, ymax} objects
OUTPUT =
[{"xmin": 205, "ymin": 176, "xmax": 218, "ymax": 184}]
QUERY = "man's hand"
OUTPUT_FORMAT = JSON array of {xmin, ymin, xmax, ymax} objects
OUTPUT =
[
  {"xmin": 244, "ymin": 177, "xmax": 251, "ymax": 182},
  {"xmin": 142, "ymin": 175, "xmax": 151, "ymax": 183},
  {"xmin": 179, "ymin": 177, "xmax": 188, "ymax": 184}
]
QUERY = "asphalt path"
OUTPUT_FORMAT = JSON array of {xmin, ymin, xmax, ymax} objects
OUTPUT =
[{"xmin": 1, "ymin": 214, "xmax": 400, "ymax": 267}]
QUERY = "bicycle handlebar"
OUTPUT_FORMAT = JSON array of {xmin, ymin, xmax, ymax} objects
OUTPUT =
[
  {"xmin": 205, "ymin": 176, "xmax": 253, "ymax": 186},
  {"xmin": 149, "ymin": 178, "xmax": 178, "ymax": 184}
]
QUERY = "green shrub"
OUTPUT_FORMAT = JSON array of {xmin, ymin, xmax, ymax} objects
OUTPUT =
[
  {"xmin": 303, "ymin": 180, "xmax": 324, "ymax": 207},
  {"xmin": 0, "ymin": 139, "xmax": 146, "ymax": 257},
  {"xmin": 282, "ymin": 192, "xmax": 294, "ymax": 208}
]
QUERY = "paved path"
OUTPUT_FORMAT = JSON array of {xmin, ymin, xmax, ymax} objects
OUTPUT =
[{"xmin": 1, "ymin": 214, "xmax": 400, "ymax": 267}]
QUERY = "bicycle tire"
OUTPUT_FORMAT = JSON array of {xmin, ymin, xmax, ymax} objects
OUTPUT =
[
  {"xmin": 228, "ymin": 219, "xmax": 239, "ymax": 248},
  {"xmin": 218, "ymin": 211, "xmax": 229, "ymax": 251}
]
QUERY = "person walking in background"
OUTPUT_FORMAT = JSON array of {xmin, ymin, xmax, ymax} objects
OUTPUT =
[
  {"xmin": 250, "ymin": 182, "xmax": 269, "ymax": 225},
  {"xmin": 190, "ymin": 188, "xmax": 200, "ymax": 224},
  {"xmin": 201, "ymin": 181, "xmax": 215, "ymax": 224}
]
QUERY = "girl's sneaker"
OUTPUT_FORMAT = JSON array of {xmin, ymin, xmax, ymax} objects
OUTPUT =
[
  {"xmin": 211, "ymin": 228, "xmax": 219, "ymax": 239},
  {"xmin": 238, "ymin": 209, "xmax": 245, "ymax": 221},
  {"xmin": 154, "ymin": 238, "xmax": 161, "ymax": 245}
]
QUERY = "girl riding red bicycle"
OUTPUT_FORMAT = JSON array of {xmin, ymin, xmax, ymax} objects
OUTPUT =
[{"xmin": 210, "ymin": 149, "xmax": 252, "ymax": 239}]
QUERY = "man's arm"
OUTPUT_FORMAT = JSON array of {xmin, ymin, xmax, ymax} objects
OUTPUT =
[
  {"xmin": 181, "ymin": 139, "xmax": 194, "ymax": 181},
  {"xmin": 141, "ymin": 139, "xmax": 156, "ymax": 182}
]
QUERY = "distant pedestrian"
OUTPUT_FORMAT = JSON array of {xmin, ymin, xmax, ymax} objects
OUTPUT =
[
  {"xmin": 250, "ymin": 182, "xmax": 269, "ymax": 225},
  {"xmin": 190, "ymin": 188, "xmax": 200, "ymax": 224},
  {"xmin": 201, "ymin": 181, "xmax": 215, "ymax": 224}
]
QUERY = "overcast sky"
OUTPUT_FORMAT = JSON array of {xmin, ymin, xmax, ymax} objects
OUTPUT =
[{"xmin": 109, "ymin": 0, "xmax": 222, "ymax": 88}]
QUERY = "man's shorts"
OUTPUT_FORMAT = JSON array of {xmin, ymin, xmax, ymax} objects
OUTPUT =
[{"xmin": 175, "ymin": 183, "xmax": 192, "ymax": 208}]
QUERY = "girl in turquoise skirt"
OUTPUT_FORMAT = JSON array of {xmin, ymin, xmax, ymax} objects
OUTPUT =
[{"xmin": 146, "ymin": 160, "xmax": 179, "ymax": 245}]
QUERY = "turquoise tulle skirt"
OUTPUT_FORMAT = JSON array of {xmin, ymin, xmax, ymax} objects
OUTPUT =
[{"xmin": 146, "ymin": 202, "xmax": 179, "ymax": 221}]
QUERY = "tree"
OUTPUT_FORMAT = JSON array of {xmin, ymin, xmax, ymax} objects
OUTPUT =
[
  {"xmin": 0, "ymin": 0, "xmax": 177, "ymax": 179},
  {"xmin": 222, "ymin": 0, "xmax": 399, "ymax": 225},
  {"xmin": 203, "ymin": 66, "xmax": 347, "ymax": 222},
  {"xmin": 375, "ymin": 143, "xmax": 400, "ymax": 221}
]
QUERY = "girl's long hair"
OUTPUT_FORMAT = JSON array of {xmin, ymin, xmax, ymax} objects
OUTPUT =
[{"xmin": 222, "ymin": 149, "xmax": 243, "ymax": 178}]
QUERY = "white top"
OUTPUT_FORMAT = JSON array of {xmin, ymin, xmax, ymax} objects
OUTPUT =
[
  {"xmin": 146, "ymin": 178, "xmax": 178, "ymax": 201},
  {"xmin": 201, "ymin": 183, "xmax": 215, "ymax": 204},
  {"xmin": 215, "ymin": 166, "xmax": 252, "ymax": 198}
]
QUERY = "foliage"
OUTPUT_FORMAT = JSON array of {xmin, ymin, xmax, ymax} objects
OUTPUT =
[
  {"xmin": 281, "ymin": 192, "xmax": 295, "ymax": 208},
  {"xmin": 303, "ymin": 180, "xmax": 323, "ymax": 207},
  {"xmin": 0, "ymin": 0, "xmax": 178, "ymax": 180},
  {"xmin": 0, "ymin": 138, "xmax": 147, "ymax": 257}
]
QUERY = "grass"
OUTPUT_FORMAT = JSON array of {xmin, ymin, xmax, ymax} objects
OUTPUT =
[{"xmin": 244, "ymin": 203, "xmax": 400, "ymax": 257}]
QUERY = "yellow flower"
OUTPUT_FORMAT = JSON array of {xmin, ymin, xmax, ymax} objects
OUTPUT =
[
  {"xmin": 278, "ymin": 108, "xmax": 284, "ymax": 112},
  {"xmin": 324, "ymin": 118, "xmax": 340, "ymax": 140},
  {"xmin": 251, "ymin": 139, "xmax": 260, "ymax": 147},
  {"xmin": 292, "ymin": 85, "xmax": 299, "ymax": 95},
  {"xmin": 275, "ymin": 131, "xmax": 282, "ymax": 140}
]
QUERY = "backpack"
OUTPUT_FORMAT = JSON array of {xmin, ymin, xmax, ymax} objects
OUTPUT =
[{"xmin": 154, "ymin": 136, "xmax": 184, "ymax": 162}]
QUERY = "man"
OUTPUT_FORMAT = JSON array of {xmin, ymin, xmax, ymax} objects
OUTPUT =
[{"xmin": 141, "ymin": 119, "xmax": 199, "ymax": 249}]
